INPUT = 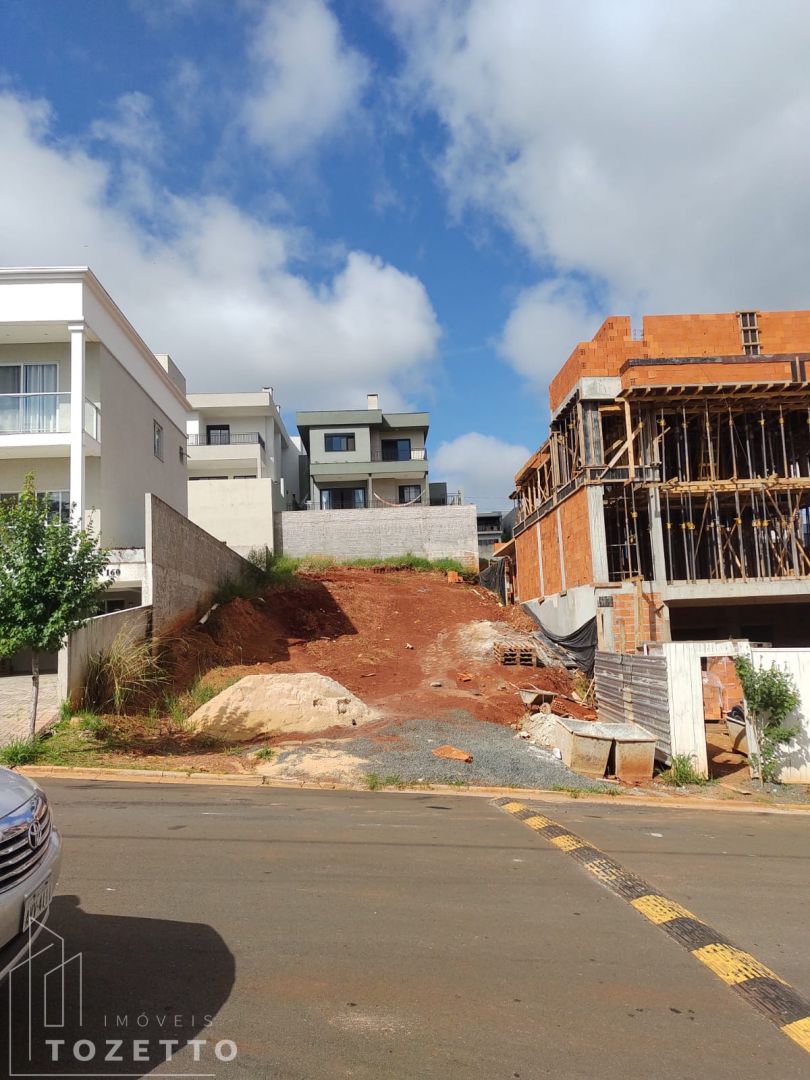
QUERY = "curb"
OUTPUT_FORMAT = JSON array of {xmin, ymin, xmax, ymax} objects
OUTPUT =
[
  {"xmin": 495, "ymin": 797, "xmax": 810, "ymax": 1057},
  {"xmin": 16, "ymin": 765, "xmax": 810, "ymax": 814}
]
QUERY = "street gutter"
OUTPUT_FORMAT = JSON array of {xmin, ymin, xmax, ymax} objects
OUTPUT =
[{"xmin": 16, "ymin": 765, "xmax": 810, "ymax": 815}]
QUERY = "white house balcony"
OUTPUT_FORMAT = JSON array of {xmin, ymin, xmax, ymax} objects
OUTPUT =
[
  {"xmin": 186, "ymin": 430, "xmax": 267, "ymax": 476},
  {"xmin": 0, "ymin": 392, "xmax": 101, "ymax": 456},
  {"xmin": 370, "ymin": 448, "xmax": 427, "ymax": 462}
]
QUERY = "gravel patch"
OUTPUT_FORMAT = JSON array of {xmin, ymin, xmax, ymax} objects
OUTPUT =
[{"xmin": 272, "ymin": 710, "xmax": 611, "ymax": 791}]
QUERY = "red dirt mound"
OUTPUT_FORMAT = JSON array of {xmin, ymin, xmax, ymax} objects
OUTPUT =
[{"xmin": 163, "ymin": 569, "xmax": 556, "ymax": 728}]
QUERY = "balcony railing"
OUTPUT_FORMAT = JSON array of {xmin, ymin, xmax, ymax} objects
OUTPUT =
[
  {"xmin": 188, "ymin": 432, "xmax": 266, "ymax": 449},
  {"xmin": 370, "ymin": 448, "xmax": 427, "ymax": 462},
  {"xmin": 0, "ymin": 393, "xmax": 100, "ymax": 439}
]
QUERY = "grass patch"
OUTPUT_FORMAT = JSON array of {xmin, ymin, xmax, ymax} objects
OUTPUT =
[
  {"xmin": 223, "ymin": 550, "xmax": 478, "ymax": 600},
  {"xmin": 663, "ymin": 753, "xmax": 710, "ymax": 787},
  {"xmin": 365, "ymin": 772, "xmax": 408, "ymax": 790},
  {"xmin": 0, "ymin": 737, "xmax": 48, "ymax": 767},
  {"xmin": 253, "ymin": 747, "xmax": 275, "ymax": 761}
]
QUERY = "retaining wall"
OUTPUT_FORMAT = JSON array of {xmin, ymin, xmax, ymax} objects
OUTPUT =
[
  {"xmin": 278, "ymin": 506, "xmax": 479, "ymax": 569},
  {"xmin": 145, "ymin": 494, "xmax": 254, "ymax": 633}
]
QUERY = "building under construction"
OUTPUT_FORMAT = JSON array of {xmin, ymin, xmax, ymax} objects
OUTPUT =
[{"xmin": 510, "ymin": 310, "xmax": 810, "ymax": 650}]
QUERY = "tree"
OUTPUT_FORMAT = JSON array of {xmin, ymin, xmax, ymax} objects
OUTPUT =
[
  {"xmin": 0, "ymin": 476, "xmax": 110, "ymax": 739},
  {"xmin": 735, "ymin": 656, "xmax": 800, "ymax": 785}
]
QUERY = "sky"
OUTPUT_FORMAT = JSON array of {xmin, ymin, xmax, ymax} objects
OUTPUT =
[{"xmin": 1, "ymin": 0, "xmax": 810, "ymax": 508}]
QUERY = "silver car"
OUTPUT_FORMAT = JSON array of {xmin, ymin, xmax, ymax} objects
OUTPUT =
[{"xmin": 0, "ymin": 768, "xmax": 62, "ymax": 981}]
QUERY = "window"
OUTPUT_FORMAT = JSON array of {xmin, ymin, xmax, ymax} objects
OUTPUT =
[
  {"xmin": 398, "ymin": 484, "xmax": 422, "ymax": 505},
  {"xmin": 739, "ymin": 312, "xmax": 761, "ymax": 356},
  {"xmin": 324, "ymin": 433, "xmax": 356, "ymax": 452},
  {"xmin": 381, "ymin": 438, "xmax": 412, "ymax": 462},
  {"xmin": 0, "ymin": 362, "xmax": 59, "ymax": 433},
  {"xmin": 206, "ymin": 424, "xmax": 230, "ymax": 445},
  {"xmin": 153, "ymin": 420, "xmax": 163, "ymax": 460},
  {"xmin": 0, "ymin": 489, "xmax": 70, "ymax": 523},
  {"xmin": 321, "ymin": 487, "xmax": 366, "ymax": 509}
]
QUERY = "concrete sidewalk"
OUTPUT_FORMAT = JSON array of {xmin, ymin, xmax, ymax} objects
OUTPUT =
[{"xmin": 0, "ymin": 673, "xmax": 59, "ymax": 745}]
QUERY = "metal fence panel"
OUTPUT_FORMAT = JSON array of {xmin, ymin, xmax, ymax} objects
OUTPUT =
[{"xmin": 594, "ymin": 651, "xmax": 671, "ymax": 761}]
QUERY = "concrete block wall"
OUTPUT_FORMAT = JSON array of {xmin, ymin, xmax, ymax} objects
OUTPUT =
[
  {"xmin": 278, "ymin": 506, "xmax": 478, "ymax": 569},
  {"xmin": 145, "ymin": 494, "xmax": 255, "ymax": 633}
]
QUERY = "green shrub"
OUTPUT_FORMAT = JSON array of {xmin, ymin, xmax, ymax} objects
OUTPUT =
[{"xmin": 735, "ymin": 658, "xmax": 800, "ymax": 785}]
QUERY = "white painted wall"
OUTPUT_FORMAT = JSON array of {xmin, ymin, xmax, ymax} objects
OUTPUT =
[
  {"xmin": 187, "ymin": 478, "xmax": 275, "ymax": 554},
  {"xmin": 96, "ymin": 343, "xmax": 187, "ymax": 547},
  {"xmin": 654, "ymin": 640, "xmax": 752, "ymax": 778},
  {"xmin": 750, "ymin": 648, "xmax": 810, "ymax": 783}
]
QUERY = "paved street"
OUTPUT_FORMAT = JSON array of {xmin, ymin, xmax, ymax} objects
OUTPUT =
[
  {"xmin": 0, "ymin": 673, "xmax": 59, "ymax": 745},
  {"xmin": 6, "ymin": 780, "xmax": 809, "ymax": 1079}
]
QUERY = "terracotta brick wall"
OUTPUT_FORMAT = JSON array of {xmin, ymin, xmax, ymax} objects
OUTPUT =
[
  {"xmin": 706, "ymin": 655, "xmax": 745, "ymax": 714},
  {"xmin": 548, "ymin": 309, "xmax": 810, "ymax": 412},
  {"xmin": 549, "ymin": 316, "xmax": 632, "ymax": 412},
  {"xmin": 639, "ymin": 313, "xmax": 741, "ymax": 358},
  {"xmin": 611, "ymin": 589, "xmax": 666, "ymax": 652},
  {"xmin": 540, "ymin": 513, "xmax": 562, "ymax": 595},
  {"xmin": 622, "ymin": 357, "xmax": 796, "ymax": 390},
  {"xmin": 749, "ymin": 310, "xmax": 810, "ymax": 353},
  {"xmin": 515, "ymin": 523, "xmax": 541, "ymax": 602},
  {"xmin": 558, "ymin": 488, "xmax": 592, "ymax": 588}
]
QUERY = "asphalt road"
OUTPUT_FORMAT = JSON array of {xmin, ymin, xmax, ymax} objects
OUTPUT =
[{"xmin": 5, "ymin": 781, "xmax": 809, "ymax": 1079}]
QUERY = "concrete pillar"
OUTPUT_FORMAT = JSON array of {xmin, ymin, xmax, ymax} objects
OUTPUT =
[
  {"xmin": 648, "ymin": 488, "xmax": 668, "ymax": 585},
  {"xmin": 587, "ymin": 485, "xmax": 609, "ymax": 583},
  {"xmin": 68, "ymin": 322, "xmax": 86, "ymax": 527},
  {"xmin": 366, "ymin": 475, "xmax": 373, "ymax": 508}
]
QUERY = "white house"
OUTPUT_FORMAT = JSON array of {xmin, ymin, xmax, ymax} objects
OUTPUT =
[
  {"xmin": 0, "ymin": 267, "xmax": 190, "ymax": 620},
  {"xmin": 186, "ymin": 389, "xmax": 305, "ymax": 554}
]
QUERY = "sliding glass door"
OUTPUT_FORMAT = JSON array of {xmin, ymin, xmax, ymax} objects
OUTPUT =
[{"xmin": 23, "ymin": 364, "xmax": 58, "ymax": 432}]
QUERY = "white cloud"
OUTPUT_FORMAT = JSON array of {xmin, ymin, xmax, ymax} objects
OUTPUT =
[
  {"xmin": 432, "ymin": 432, "xmax": 531, "ymax": 508},
  {"xmin": 388, "ymin": 0, "xmax": 810, "ymax": 388},
  {"xmin": 500, "ymin": 278, "xmax": 602, "ymax": 388},
  {"xmin": 0, "ymin": 91, "xmax": 440, "ymax": 407},
  {"xmin": 243, "ymin": 0, "xmax": 370, "ymax": 161}
]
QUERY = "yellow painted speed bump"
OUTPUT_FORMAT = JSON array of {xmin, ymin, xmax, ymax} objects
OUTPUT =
[
  {"xmin": 693, "ymin": 943, "xmax": 787, "ymax": 987},
  {"xmin": 495, "ymin": 796, "xmax": 810, "ymax": 1058},
  {"xmin": 631, "ymin": 894, "xmax": 698, "ymax": 925}
]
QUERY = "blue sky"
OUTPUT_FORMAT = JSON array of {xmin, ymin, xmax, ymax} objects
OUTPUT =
[{"xmin": 2, "ymin": 1, "xmax": 809, "ymax": 506}]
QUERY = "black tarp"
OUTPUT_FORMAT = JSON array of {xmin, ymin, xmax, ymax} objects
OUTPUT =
[
  {"xmin": 479, "ymin": 559, "xmax": 508, "ymax": 604},
  {"xmin": 521, "ymin": 604, "xmax": 598, "ymax": 674}
]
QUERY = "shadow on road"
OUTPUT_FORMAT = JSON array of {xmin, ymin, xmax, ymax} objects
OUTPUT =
[{"xmin": 2, "ymin": 894, "xmax": 236, "ymax": 1076}]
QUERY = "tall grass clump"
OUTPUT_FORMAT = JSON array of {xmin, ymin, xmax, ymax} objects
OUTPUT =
[{"xmin": 83, "ymin": 628, "xmax": 167, "ymax": 714}]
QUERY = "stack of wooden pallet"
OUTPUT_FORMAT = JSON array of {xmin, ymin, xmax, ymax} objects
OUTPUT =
[{"xmin": 493, "ymin": 635, "xmax": 537, "ymax": 667}]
